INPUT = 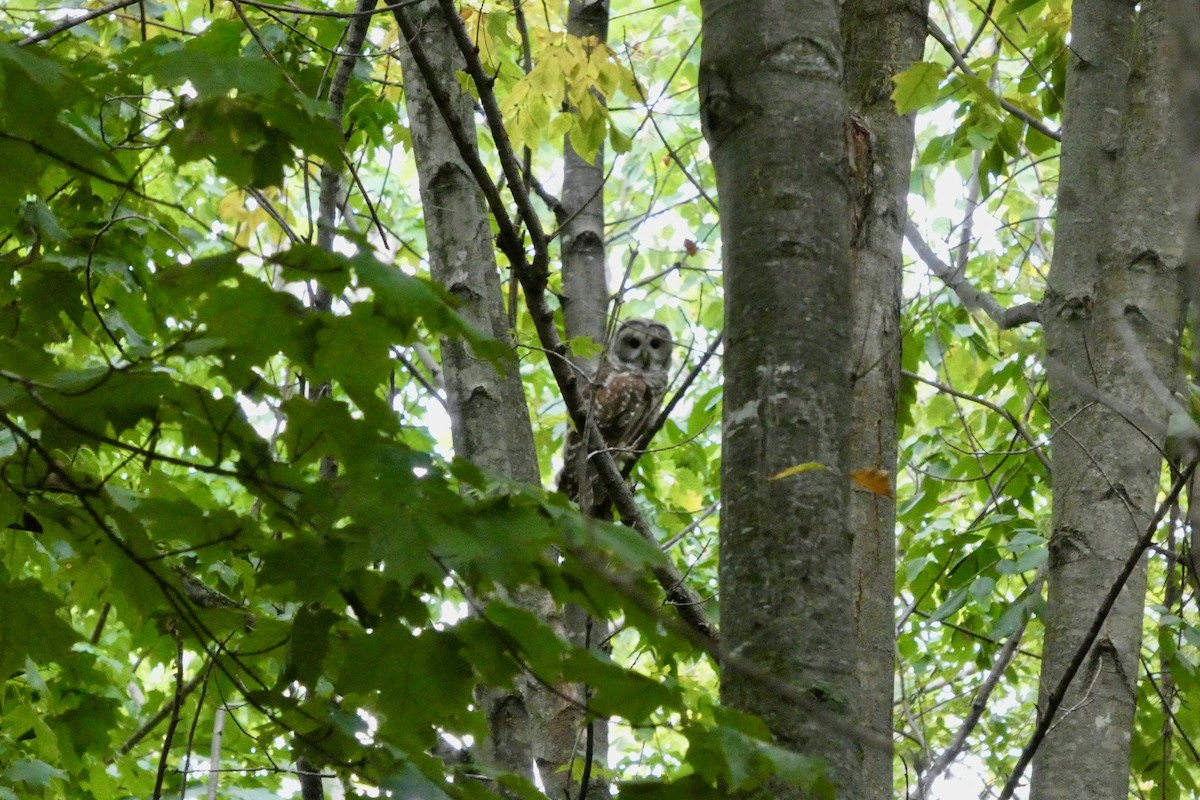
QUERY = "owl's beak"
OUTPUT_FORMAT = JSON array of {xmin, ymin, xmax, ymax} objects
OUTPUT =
[{"xmin": 641, "ymin": 351, "xmax": 652, "ymax": 368}]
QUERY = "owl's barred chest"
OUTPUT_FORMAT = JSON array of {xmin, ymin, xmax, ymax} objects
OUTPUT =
[{"xmin": 592, "ymin": 370, "xmax": 664, "ymax": 438}]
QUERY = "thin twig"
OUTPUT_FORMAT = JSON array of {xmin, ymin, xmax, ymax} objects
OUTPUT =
[
  {"xmin": 17, "ymin": 0, "xmax": 142, "ymax": 45},
  {"xmin": 903, "ymin": 369, "xmax": 1050, "ymax": 473},
  {"xmin": 152, "ymin": 636, "xmax": 186, "ymax": 800}
]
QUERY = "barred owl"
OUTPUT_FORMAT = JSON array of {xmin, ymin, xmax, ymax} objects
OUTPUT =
[{"xmin": 558, "ymin": 318, "xmax": 673, "ymax": 512}]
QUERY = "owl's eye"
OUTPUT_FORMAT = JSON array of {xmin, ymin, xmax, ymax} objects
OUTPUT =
[
  {"xmin": 649, "ymin": 338, "xmax": 663, "ymax": 348},
  {"xmin": 627, "ymin": 336, "xmax": 641, "ymax": 347}
]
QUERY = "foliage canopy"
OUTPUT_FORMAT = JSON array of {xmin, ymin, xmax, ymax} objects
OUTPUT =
[{"xmin": 3, "ymin": 0, "xmax": 1198, "ymax": 798}]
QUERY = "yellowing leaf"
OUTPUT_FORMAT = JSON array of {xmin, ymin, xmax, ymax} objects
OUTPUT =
[
  {"xmin": 218, "ymin": 190, "xmax": 249, "ymax": 223},
  {"xmin": 851, "ymin": 469, "xmax": 894, "ymax": 498},
  {"xmin": 769, "ymin": 463, "xmax": 827, "ymax": 481}
]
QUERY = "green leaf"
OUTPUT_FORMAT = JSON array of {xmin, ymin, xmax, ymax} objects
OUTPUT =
[
  {"xmin": 892, "ymin": 61, "xmax": 946, "ymax": 114},
  {"xmin": 168, "ymin": 96, "xmax": 293, "ymax": 188},
  {"xmin": 143, "ymin": 20, "xmax": 283, "ymax": 98},
  {"xmin": 608, "ymin": 120, "xmax": 634, "ymax": 153},
  {"xmin": 620, "ymin": 775, "xmax": 729, "ymax": 799},
  {"xmin": 568, "ymin": 335, "xmax": 604, "ymax": 358},
  {"xmin": 563, "ymin": 650, "xmax": 676, "ymax": 722},
  {"xmin": 284, "ymin": 606, "xmax": 339, "ymax": 688},
  {"xmin": 3, "ymin": 759, "xmax": 65, "ymax": 788},
  {"xmin": 0, "ymin": 578, "xmax": 80, "ymax": 681}
]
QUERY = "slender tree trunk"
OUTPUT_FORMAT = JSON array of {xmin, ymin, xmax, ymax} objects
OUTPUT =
[
  {"xmin": 396, "ymin": 7, "xmax": 540, "ymax": 485},
  {"xmin": 559, "ymin": 4, "xmax": 614, "ymax": 797},
  {"xmin": 1033, "ymin": 3, "xmax": 1185, "ymax": 799},
  {"xmin": 841, "ymin": 1, "xmax": 926, "ymax": 795},
  {"xmin": 561, "ymin": 0, "xmax": 611, "ymax": 359},
  {"xmin": 1170, "ymin": 0, "xmax": 1200, "ymax": 307},
  {"xmin": 395, "ymin": 0, "xmax": 559, "ymax": 784},
  {"xmin": 700, "ymin": 2, "xmax": 860, "ymax": 796}
]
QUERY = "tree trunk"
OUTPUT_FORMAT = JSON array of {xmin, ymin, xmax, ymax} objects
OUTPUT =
[
  {"xmin": 1033, "ymin": 3, "xmax": 1185, "ymax": 799},
  {"xmin": 559, "ymin": 3, "xmax": 614, "ymax": 797},
  {"xmin": 842, "ymin": 0, "xmax": 926, "ymax": 795},
  {"xmin": 1170, "ymin": 0, "xmax": 1200, "ymax": 307},
  {"xmin": 395, "ymin": 0, "xmax": 555, "ymax": 784},
  {"xmin": 700, "ymin": 2, "xmax": 860, "ymax": 796},
  {"xmin": 561, "ymin": 0, "xmax": 611, "ymax": 363}
]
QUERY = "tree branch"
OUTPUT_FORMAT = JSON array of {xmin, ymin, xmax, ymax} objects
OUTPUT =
[
  {"xmin": 905, "ymin": 218, "xmax": 1042, "ymax": 329},
  {"xmin": 903, "ymin": 369, "xmax": 1050, "ymax": 473},
  {"xmin": 17, "ymin": 0, "xmax": 142, "ymax": 46},
  {"xmin": 925, "ymin": 18, "xmax": 1062, "ymax": 142},
  {"xmin": 916, "ymin": 569, "xmax": 1044, "ymax": 797}
]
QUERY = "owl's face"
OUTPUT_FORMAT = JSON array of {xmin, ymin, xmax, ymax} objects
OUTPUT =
[{"xmin": 608, "ymin": 318, "xmax": 673, "ymax": 373}]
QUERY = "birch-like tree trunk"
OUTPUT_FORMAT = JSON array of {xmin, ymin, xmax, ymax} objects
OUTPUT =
[
  {"xmin": 559, "ymin": 2, "xmax": 614, "ymax": 795},
  {"xmin": 394, "ymin": 1, "xmax": 560, "ymax": 785},
  {"xmin": 700, "ymin": 2, "xmax": 860, "ymax": 796},
  {"xmin": 1033, "ymin": 3, "xmax": 1185, "ymax": 799},
  {"xmin": 842, "ymin": 1, "xmax": 926, "ymax": 794},
  {"xmin": 561, "ymin": 0, "xmax": 611, "ymax": 360}
]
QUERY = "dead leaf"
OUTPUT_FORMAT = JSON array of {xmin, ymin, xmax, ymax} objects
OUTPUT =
[{"xmin": 851, "ymin": 468, "xmax": 894, "ymax": 498}]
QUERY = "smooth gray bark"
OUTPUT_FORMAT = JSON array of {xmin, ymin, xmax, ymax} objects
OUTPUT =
[
  {"xmin": 841, "ymin": 0, "xmax": 926, "ymax": 795},
  {"xmin": 700, "ymin": 1, "xmax": 860, "ymax": 796},
  {"xmin": 396, "ymin": 7, "xmax": 540, "ymax": 485},
  {"xmin": 561, "ymin": 0, "xmax": 611, "ymax": 362},
  {"xmin": 560, "ymin": 4, "xmax": 614, "ymax": 797},
  {"xmin": 1033, "ymin": 3, "xmax": 1185, "ymax": 799},
  {"xmin": 396, "ymin": 1, "xmax": 555, "ymax": 784},
  {"xmin": 1171, "ymin": 1, "xmax": 1200, "ymax": 308}
]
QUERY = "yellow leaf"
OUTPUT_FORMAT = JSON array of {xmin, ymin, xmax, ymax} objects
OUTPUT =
[
  {"xmin": 851, "ymin": 468, "xmax": 894, "ymax": 498},
  {"xmin": 769, "ymin": 463, "xmax": 827, "ymax": 481},
  {"xmin": 218, "ymin": 191, "xmax": 248, "ymax": 223}
]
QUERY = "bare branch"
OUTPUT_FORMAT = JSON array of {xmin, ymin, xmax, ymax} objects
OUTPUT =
[
  {"xmin": 238, "ymin": 0, "xmax": 424, "ymax": 17},
  {"xmin": 905, "ymin": 218, "xmax": 1042, "ymax": 329},
  {"xmin": 17, "ymin": 0, "xmax": 142, "ymax": 46},
  {"xmin": 916, "ymin": 569, "xmax": 1045, "ymax": 797}
]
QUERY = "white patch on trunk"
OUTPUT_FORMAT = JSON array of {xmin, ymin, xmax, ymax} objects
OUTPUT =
[{"xmin": 727, "ymin": 401, "xmax": 760, "ymax": 428}]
